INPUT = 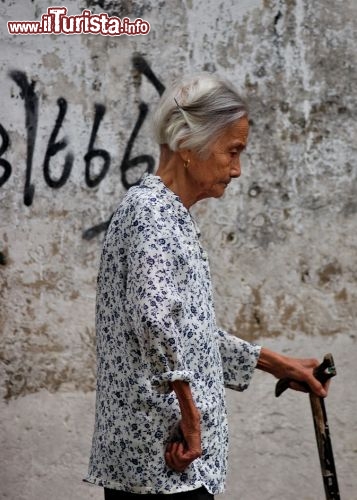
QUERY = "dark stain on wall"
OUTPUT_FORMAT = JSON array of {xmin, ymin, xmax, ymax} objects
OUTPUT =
[{"xmin": 317, "ymin": 261, "xmax": 342, "ymax": 287}]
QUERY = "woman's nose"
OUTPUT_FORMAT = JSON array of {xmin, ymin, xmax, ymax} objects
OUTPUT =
[{"xmin": 230, "ymin": 158, "xmax": 241, "ymax": 178}]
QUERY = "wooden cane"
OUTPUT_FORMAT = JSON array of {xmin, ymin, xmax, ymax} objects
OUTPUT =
[{"xmin": 275, "ymin": 354, "xmax": 340, "ymax": 500}]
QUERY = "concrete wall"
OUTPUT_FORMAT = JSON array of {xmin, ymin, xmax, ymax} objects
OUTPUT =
[{"xmin": 1, "ymin": 0, "xmax": 356, "ymax": 498}]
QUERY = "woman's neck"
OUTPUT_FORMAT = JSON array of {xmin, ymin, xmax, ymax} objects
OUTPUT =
[{"xmin": 156, "ymin": 147, "xmax": 199, "ymax": 209}]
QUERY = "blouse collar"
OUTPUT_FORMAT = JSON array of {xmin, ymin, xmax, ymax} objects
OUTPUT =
[{"xmin": 139, "ymin": 173, "xmax": 201, "ymax": 238}]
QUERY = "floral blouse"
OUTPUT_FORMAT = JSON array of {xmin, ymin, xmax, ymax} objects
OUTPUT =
[{"xmin": 84, "ymin": 174, "xmax": 261, "ymax": 495}]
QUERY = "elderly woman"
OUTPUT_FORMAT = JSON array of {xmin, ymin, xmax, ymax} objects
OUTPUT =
[{"xmin": 85, "ymin": 73, "xmax": 327, "ymax": 499}]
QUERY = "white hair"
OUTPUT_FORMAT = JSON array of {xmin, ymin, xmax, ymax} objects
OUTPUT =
[{"xmin": 152, "ymin": 72, "xmax": 248, "ymax": 157}]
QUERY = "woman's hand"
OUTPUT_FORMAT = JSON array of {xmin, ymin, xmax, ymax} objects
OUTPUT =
[
  {"xmin": 257, "ymin": 347, "xmax": 329, "ymax": 397},
  {"xmin": 165, "ymin": 414, "xmax": 202, "ymax": 472},
  {"xmin": 165, "ymin": 380, "xmax": 202, "ymax": 472}
]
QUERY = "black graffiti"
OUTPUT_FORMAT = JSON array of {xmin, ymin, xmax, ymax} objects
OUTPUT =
[
  {"xmin": 85, "ymin": 103, "xmax": 110, "ymax": 188},
  {"xmin": 82, "ymin": 101, "xmax": 156, "ymax": 240},
  {"xmin": 6, "ymin": 72, "xmax": 109, "ymax": 199},
  {"xmin": 83, "ymin": 54, "xmax": 165, "ymax": 240},
  {"xmin": 0, "ymin": 123, "xmax": 11, "ymax": 188},
  {"xmin": 43, "ymin": 97, "xmax": 74, "ymax": 188},
  {"xmin": 82, "ymin": 102, "xmax": 154, "ymax": 239},
  {"xmin": 10, "ymin": 70, "xmax": 39, "ymax": 206},
  {"xmin": 120, "ymin": 102, "xmax": 154, "ymax": 189},
  {"xmin": 81, "ymin": 217, "xmax": 112, "ymax": 241},
  {"xmin": 0, "ymin": 251, "xmax": 6, "ymax": 265},
  {"xmin": 121, "ymin": 54, "xmax": 165, "ymax": 191},
  {"xmin": 1, "ymin": 54, "xmax": 165, "ymax": 240},
  {"xmin": 132, "ymin": 52, "xmax": 165, "ymax": 96}
]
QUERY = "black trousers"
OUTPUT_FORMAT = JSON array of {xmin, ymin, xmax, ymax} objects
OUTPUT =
[{"xmin": 104, "ymin": 486, "xmax": 214, "ymax": 499}]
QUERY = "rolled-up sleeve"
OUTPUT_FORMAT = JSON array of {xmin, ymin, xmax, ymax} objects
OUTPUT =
[
  {"xmin": 126, "ymin": 204, "xmax": 195, "ymax": 393},
  {"xmin": 215, "ymin": 329, "xmax": 261, "ymax": 391}
]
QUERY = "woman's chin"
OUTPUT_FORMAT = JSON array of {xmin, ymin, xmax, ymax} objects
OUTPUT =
[{"xmin": 214, "ymin": 183, "xmax": 228, "ymax": 197}]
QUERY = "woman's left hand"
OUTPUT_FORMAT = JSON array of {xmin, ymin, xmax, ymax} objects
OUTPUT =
[{"xmin": 257, "ymin": 347, "xmax": 329, "ymax": 397}]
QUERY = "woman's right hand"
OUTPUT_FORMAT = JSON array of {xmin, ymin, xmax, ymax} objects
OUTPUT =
[
  {"xmin": 165, "ymin": 380, "xmax": 202, "ymax": 472},
  {"xmin": 165, "ymin": 415, "xmax": 202, "ymax": 472}
]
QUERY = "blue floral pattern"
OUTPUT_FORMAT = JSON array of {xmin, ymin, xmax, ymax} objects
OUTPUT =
[{"xmin": 85, "ymin": 174, "xmax": 261, "ymax": 495}]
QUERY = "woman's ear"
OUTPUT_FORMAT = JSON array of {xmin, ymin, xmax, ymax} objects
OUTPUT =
[{"xmin": 177, "ymin": 147, "xmax": 191, "ymax": 164}]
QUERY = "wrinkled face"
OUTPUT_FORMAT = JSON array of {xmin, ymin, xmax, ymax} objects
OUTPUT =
[{"xmin": 188, "ymin": 116, "xmax": 249, "ymax": 201}]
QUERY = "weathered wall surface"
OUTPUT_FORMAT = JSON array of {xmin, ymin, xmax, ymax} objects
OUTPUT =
[{"xmin": 0, "ymin": 1, "xmax": 356, "ymax": 499}]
